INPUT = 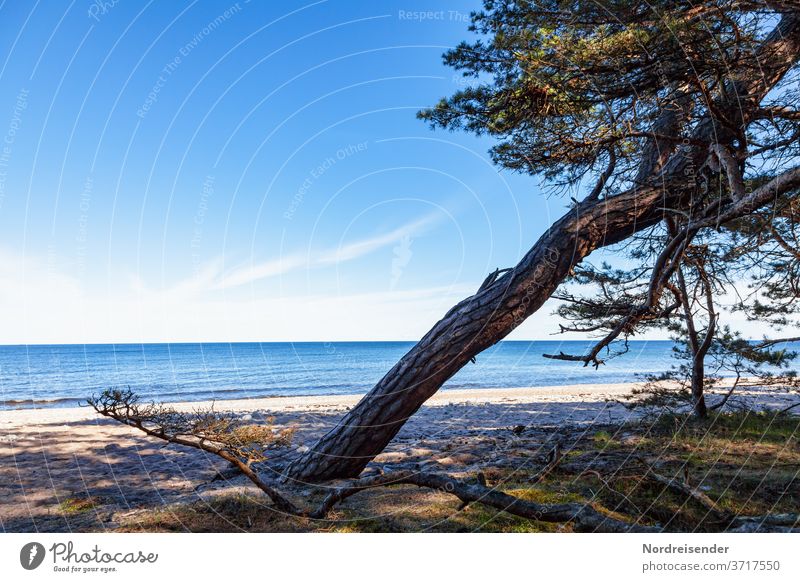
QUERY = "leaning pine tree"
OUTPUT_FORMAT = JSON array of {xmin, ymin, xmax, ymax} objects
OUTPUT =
[
  {"xmin": 287, "ymin": 1, "xmax": 800, "ymax": 482},
  {"xmin": 550, "ymin": 231, "xmax": 800, "ymax": 419}
]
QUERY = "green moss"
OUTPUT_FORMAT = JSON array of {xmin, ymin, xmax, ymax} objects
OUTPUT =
[
  {"xmin": 504, "ymin": 486, "xmax": 583, "ymax": 505},
  {"xmin": 59, "ymin": 496, "xmax": 102, "ymax": 514},
  {"xmin": 592, "ymin": 430, "xmax": 620, "ymax": 448}
]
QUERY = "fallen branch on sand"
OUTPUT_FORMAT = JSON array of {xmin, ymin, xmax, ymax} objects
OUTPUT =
[{"xmin": 308, "ymin": 469, "xmax": 656, "ymax": 532}]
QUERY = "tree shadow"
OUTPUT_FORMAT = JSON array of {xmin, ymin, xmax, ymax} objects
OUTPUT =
[{"xmin": 1, "ymin": 395, "xmax": 795, "ymax": 532}]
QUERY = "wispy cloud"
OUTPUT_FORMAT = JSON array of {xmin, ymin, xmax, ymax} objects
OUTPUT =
[
  {"xmin": 0, "ymin": 245, "xmax": 479, "ymax": 343},
  {"xmin": 212, "ymin": 212, "xmax": 441, "ymax": 290},
  {"xmin": 0, "ymin": 245, "xmax": 691, "ymax": 344}
]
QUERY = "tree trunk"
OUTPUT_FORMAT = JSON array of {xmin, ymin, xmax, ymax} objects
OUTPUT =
[
  {"xmin": 286, "ymin": 15, "xmax": 800, "ymax": 482},
  {"xmin": 286, "ymin": 186, "xmax": 687, "ymax": 481},
  {"xmin": 690, "ymin": 360, "xmax": 708, "ymax": 419}
]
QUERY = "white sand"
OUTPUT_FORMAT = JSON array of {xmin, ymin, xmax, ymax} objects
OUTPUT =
[{"xmin": 0, "ymin": 382, "xmax": 642, "ymax": 425}]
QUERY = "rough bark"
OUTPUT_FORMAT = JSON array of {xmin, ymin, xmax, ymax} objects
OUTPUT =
[
  {"xmin": 691, "ymin": 278, "xmax": 716, "ymax": 419},
  {"xmin": 287, "ymin": 186, "xmax": 681, "ymax": 482},
  {"xmin": 286, "ymin": 14, "xmax": 800, "ymax": 482},
  {"xmin": 690, "ymin": 353, "xmax": 710, "ymax": 418}
]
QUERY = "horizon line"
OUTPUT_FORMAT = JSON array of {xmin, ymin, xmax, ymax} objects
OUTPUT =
[{"xmin": 0, "ymin": 338, "xmax": 717, "ymax": 347}]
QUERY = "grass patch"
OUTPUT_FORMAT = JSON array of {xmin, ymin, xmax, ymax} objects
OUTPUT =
[
  {"xmin": 592, "ymin": 430, "xmax": 620, "ymax": 448},
  {"xmin": 59, "ymin": 496, "xmax": 103, "ymax": 515},
  {"xmin": 577, "ymin": 411, "xmax": 800, "ymax": 529}
]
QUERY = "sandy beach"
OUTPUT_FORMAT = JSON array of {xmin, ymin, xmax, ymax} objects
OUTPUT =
[{"xmin": 2, "ymin": 383, "xmax": 797, "ymax": 532}]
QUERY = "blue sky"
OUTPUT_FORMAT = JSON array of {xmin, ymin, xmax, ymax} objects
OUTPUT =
[{"xmin": 0, "ymin": 0, "xmax": 608, "ymax": 343}]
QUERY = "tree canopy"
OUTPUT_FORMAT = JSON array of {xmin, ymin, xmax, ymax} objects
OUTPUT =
[{"xmin": 420, "ymin": 1, "xmax": 799, "ymax": 189}]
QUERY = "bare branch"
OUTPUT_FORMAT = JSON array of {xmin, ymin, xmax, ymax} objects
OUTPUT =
[
  {"xmin": 753, "ymin": 336, "xmax": 800, "ymax": 349},
  {"xmin": 88, "ymin": 388, "xmax": 299, "ymax": 514},
  {"xmin": 585, "ymin": 148, "xmax": 616, "ymax": 201},
  {"xmin": 710, "ymin": 143, "xmax": 747, "ymax": 201}
]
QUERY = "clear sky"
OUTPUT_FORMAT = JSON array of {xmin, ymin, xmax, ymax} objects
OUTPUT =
[{"xmin": 0, "ymin": 0, "xmax": 645, "ymax": 343}]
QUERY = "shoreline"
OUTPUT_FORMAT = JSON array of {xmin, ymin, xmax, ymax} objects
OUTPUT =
[
  {"xmin": 0, "ymin": 377, "xmax": 790, "ymax": 423},
  {"xmin": 0, "ymin": 383, "xmax": 647, "ymax": 425}
]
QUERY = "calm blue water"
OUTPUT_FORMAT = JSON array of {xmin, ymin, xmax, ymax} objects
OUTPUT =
[{"xmin": 0, "ymin": 340, "xmax": 683, "ymax": 410}]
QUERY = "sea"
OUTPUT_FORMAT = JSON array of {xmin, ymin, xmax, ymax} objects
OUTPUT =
[{"xmin": 0, "ymin": 340, "xmax": 721, "ymax": 410}]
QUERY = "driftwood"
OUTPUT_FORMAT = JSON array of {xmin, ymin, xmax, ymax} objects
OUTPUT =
[
  {"xmin": 308, "ymin": 469, "xmax": 656, "ymax": 532},
  {"xmin": 88, "ymin": 389, "xmax": 299, "ymax": 513},
  {"xmin": 642, "ymin": 469, "xmax": 727, "ymax": 522}
]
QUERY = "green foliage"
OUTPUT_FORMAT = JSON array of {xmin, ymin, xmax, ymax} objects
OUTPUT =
[{"xmin": 418, "ymin": 0, "xmax": 774, "ymax": 184}]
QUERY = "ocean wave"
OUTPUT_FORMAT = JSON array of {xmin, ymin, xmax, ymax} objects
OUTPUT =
[{"xmin": 0, "ymin": 396, "xmax": 85, "ymax": 409}]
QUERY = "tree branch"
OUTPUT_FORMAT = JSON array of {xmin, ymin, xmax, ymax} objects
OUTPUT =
[
  {"xmin": 710, "ymin": 143, "xmax": 747, "ymax": 200},
  {"xmin": 310, "ymin": 469, "xmax": 656, "ymax": 532}
]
